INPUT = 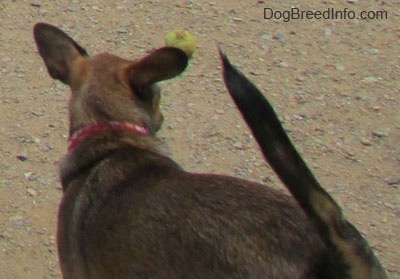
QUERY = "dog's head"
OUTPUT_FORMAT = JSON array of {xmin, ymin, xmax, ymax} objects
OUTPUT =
[{"xmin": 33, "ymin": 23, "xmax": 188, "ymax": 136}]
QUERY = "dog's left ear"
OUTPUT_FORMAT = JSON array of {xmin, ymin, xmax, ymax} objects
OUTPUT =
[{"xmin": 128, "ymin": 47, "xmax": 188, "ymax": 98}]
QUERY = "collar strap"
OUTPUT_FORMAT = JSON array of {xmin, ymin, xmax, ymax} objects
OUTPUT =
[{"xmin": 68, "ymin": 121, "xmax": 148, "ymax": 152}]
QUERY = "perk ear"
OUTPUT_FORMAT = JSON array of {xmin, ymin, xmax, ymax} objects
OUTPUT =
[
  {"xmin": 128, "ymin": 47, "xmax": 188, "ymax": 98},
  {"xmin": 33, "ymin": 22, "xmax": 88, "ymax": 84}
]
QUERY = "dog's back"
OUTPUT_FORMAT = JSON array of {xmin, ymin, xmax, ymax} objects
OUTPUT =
[
  {"xmin": 33, "ymin": 23, "xmax": 386, "ymax": 278},
  {"xmin": 60, "ymin": 145, "xmax": 330, "ymax": 279}
]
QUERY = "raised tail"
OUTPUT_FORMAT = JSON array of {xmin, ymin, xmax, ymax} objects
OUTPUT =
[{"xmin": 219, "ymin": 49, "xmax": 386, "ymax": 279}]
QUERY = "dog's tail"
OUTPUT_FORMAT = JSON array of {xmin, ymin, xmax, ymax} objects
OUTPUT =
[{"xmin": 219, "ymin": 49, "xmax": 386, "ymax": 279}]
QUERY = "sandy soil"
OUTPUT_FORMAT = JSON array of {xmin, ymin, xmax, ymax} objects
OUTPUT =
[{"xmin": 0, "ymin": 1, "xmax": 399, "ymax": 278}]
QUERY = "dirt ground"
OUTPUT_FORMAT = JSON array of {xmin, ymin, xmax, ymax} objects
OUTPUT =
[{"xmin": 0, "ymin": 1, "xmax": 399, "ymax": 278}]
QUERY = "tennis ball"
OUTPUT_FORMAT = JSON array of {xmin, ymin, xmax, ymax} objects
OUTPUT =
[{"xmin": 165, "ymin": 29, "xmax": 196, "ymax": 58}]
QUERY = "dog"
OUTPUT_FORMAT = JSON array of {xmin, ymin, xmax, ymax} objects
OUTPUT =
[{"xmin": 33, "ymin": 22, "xmax": 386, "ymax": 278}]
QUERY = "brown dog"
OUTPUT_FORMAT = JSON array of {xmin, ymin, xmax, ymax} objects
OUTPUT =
[{"xmin": 33, "ymin": 22, "xmax": 386, "ymax": 279}]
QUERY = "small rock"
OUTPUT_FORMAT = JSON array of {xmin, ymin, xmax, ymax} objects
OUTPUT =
[
  {"xmin": 2, "ymin": 57, "xmax": 12, "ymax": 63},
  {"xmin": 278, "ymin": 61, "xmax": 289, "ymax": 67},
  {"xmin": 11, "ymin": 217, "xmax": 26, "ymax": 228},
  {"xmin": 233, "ymin": 141, "xmax": 245, "ymax": 150},
  {"xmin": 362, "ymin": 76, "xmax": 378, "ymax": 83},
  {"xmin": 40, "ymin": 144, "xmax": 51, "ymax": 152},
  {"xmin": 250, "ymin": 71, "xmax": 261, "ymax": 76},
  {"xmin": 335, "ymin": 65, "xmax": 345, "ymax": 71},
  {"xmin": 39, "ymin": 9, "xmax": 47, "ymax": 15},
  {"xmin": 17, "ymin": 153, "xmax": 28, "ymax": 161},
  {"xmin": 360, "ymin": 138, "xmax": 373, "ymax": 146},
  {"xmin": 215, "ymin": 109, "xmax": 224, "ymax": 115},
  {"xmin": 67, "ymin": 6, "xmax": 76, "ymax": 12},
  {"xmin": 117, "ymin": 27, "xmax": 127, "ymax": 34},
  {"xmin": 385, "ymin": 179, "xmax": 400, "ymax": 186},
  {"xmin": 347, "ymin": 0, "xmax": 358, "ymax": 3},
  {"xmin": 372, "ymin": 131, "xmax": 387, "ymax": 138},
  {"xmin": 323, "ymin": 28, "xmax": 332, "ymax": 36},
  {"xmin": 296, "ymin": 75, "xmax": 306, "ymax": 82},
  {"xmin": 298, "ymin": 112, "xmax": 308, "ymax": 118},
  {"xmin": 383, "ymin": 203, "xmax": 395, "ymax": 209},
  {"xmin": 30, "ymin": 0, "xmax": 41, "ymax": 7},
  {"xmin": 260, "ymin": 32, "xmax": 271, "ymax": 41},
  {"xmin": 365, "ymin": 48, "xmax": 378, "ymax": 54},
  {"xmin": 24, "ymin": 172, "xmax": 37, "ymax": 181},
  {"xmin": 273, "ymin": 32, "xmax": 286, "ymax": 42},
  {"xmin": 232, "ymin": 17, "xmax": 244, "ymax": 23},
  {"xmin": 26, "ymin": 188, "xmax": 38, "ymax": 197}
]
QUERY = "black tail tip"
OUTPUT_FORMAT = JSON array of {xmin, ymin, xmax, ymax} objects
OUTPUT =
[{"xmin": 217, "ymin": 46, "xmax": 234, "ymax": 74}]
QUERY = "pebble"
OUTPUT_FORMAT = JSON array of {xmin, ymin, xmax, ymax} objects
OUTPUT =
[
  {"xmin": 383, "ymin": 203, "xmax": 395, "ymax": 209},
  {"xmin": 26, "ymin": 188, "xmax": 38, "ymax": 197},
  {"xmin": 295, "ymin": 75, "xmax": 306, "ymax": 82},
  {"xmin": 385, "ymin": 179, "xmax": 400, "ymax": 186},
  {"xmin": 365, "ymin": 48, "xmax": 378, "ymax": 54},
  {"xmin": 117, "ymin": 27, "xmax": 128, "ymax": 34},
  {"xmin": 362, "ymin": 76, "xmax": 378, "ymax": 83},
  {"xmin": 278, "ymin": 61, "xmax": 289, "ymax": 67},
  {"xmin": 347, "ymin": 0, "xmax": 358, "ymax": 3},
  {"xmin": 232, "ymin": 17, "xmax": 244, "ymax": 23},
  {"xmin": 24, "ymin": 172, "xmax": 37, "ymax": 181},
  {"xmin": 260, "ymin": 33, "xmax": 271, "ymax": 41},
  {"xmin": 273, "ymin": 32, "xmax": 286, "ymax": 42},
  {"xmin": 233, "ymin": 141, "xmax": 245, "ymax": 150},
  {"xmin": 335, "ymin": 65, "xmax": 345, "ymax": 71},
  {"xmin": 323, "ymin": 28, "xmax": 332, "ymax": 36},
  {"xmin": 360, "ymin": 138, "xmax": 373, "ymax": 146},
  {"xmin": 16, "ymin": 153, "xmax": 28, "ymax": 161},
  {"xmin": 30, "ymin": 0, "xmax": 41, "ymax": 7},
  {"xmin": 11, "ymin": 217, "xmax": 26, "ymax": 228},
  {"xmin": 372, "ymin": 131, "xmax": 387, "ymax": 138}
]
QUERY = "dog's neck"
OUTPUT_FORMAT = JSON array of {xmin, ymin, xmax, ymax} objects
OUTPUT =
[{"xmin": 68, "ymin": 121, "xmax": 148, "ymax": 151}]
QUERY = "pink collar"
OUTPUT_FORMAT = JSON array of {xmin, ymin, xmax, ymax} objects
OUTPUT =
[{"xmin": 68, "ymin": 121, "xmax": 148, "ymax": 151}]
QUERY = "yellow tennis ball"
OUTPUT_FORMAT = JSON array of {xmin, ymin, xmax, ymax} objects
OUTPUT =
[{"xmin": 165, "ymin": 29, "xmax": 196, "ymax": 58}]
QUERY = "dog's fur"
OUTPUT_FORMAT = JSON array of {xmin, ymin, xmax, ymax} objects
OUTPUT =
[{"xmin": 33, "ymin": 22, "xmax": 386, "ymax": 279}]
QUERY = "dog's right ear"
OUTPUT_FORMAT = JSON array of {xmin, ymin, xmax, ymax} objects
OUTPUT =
[
  {"xmin": 128, "ymin": 47, "xmax": 188, "ymax": 99},
  {"xmin": 33, "ymin": 22, "xmax": 88, "ymax": 85}
]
